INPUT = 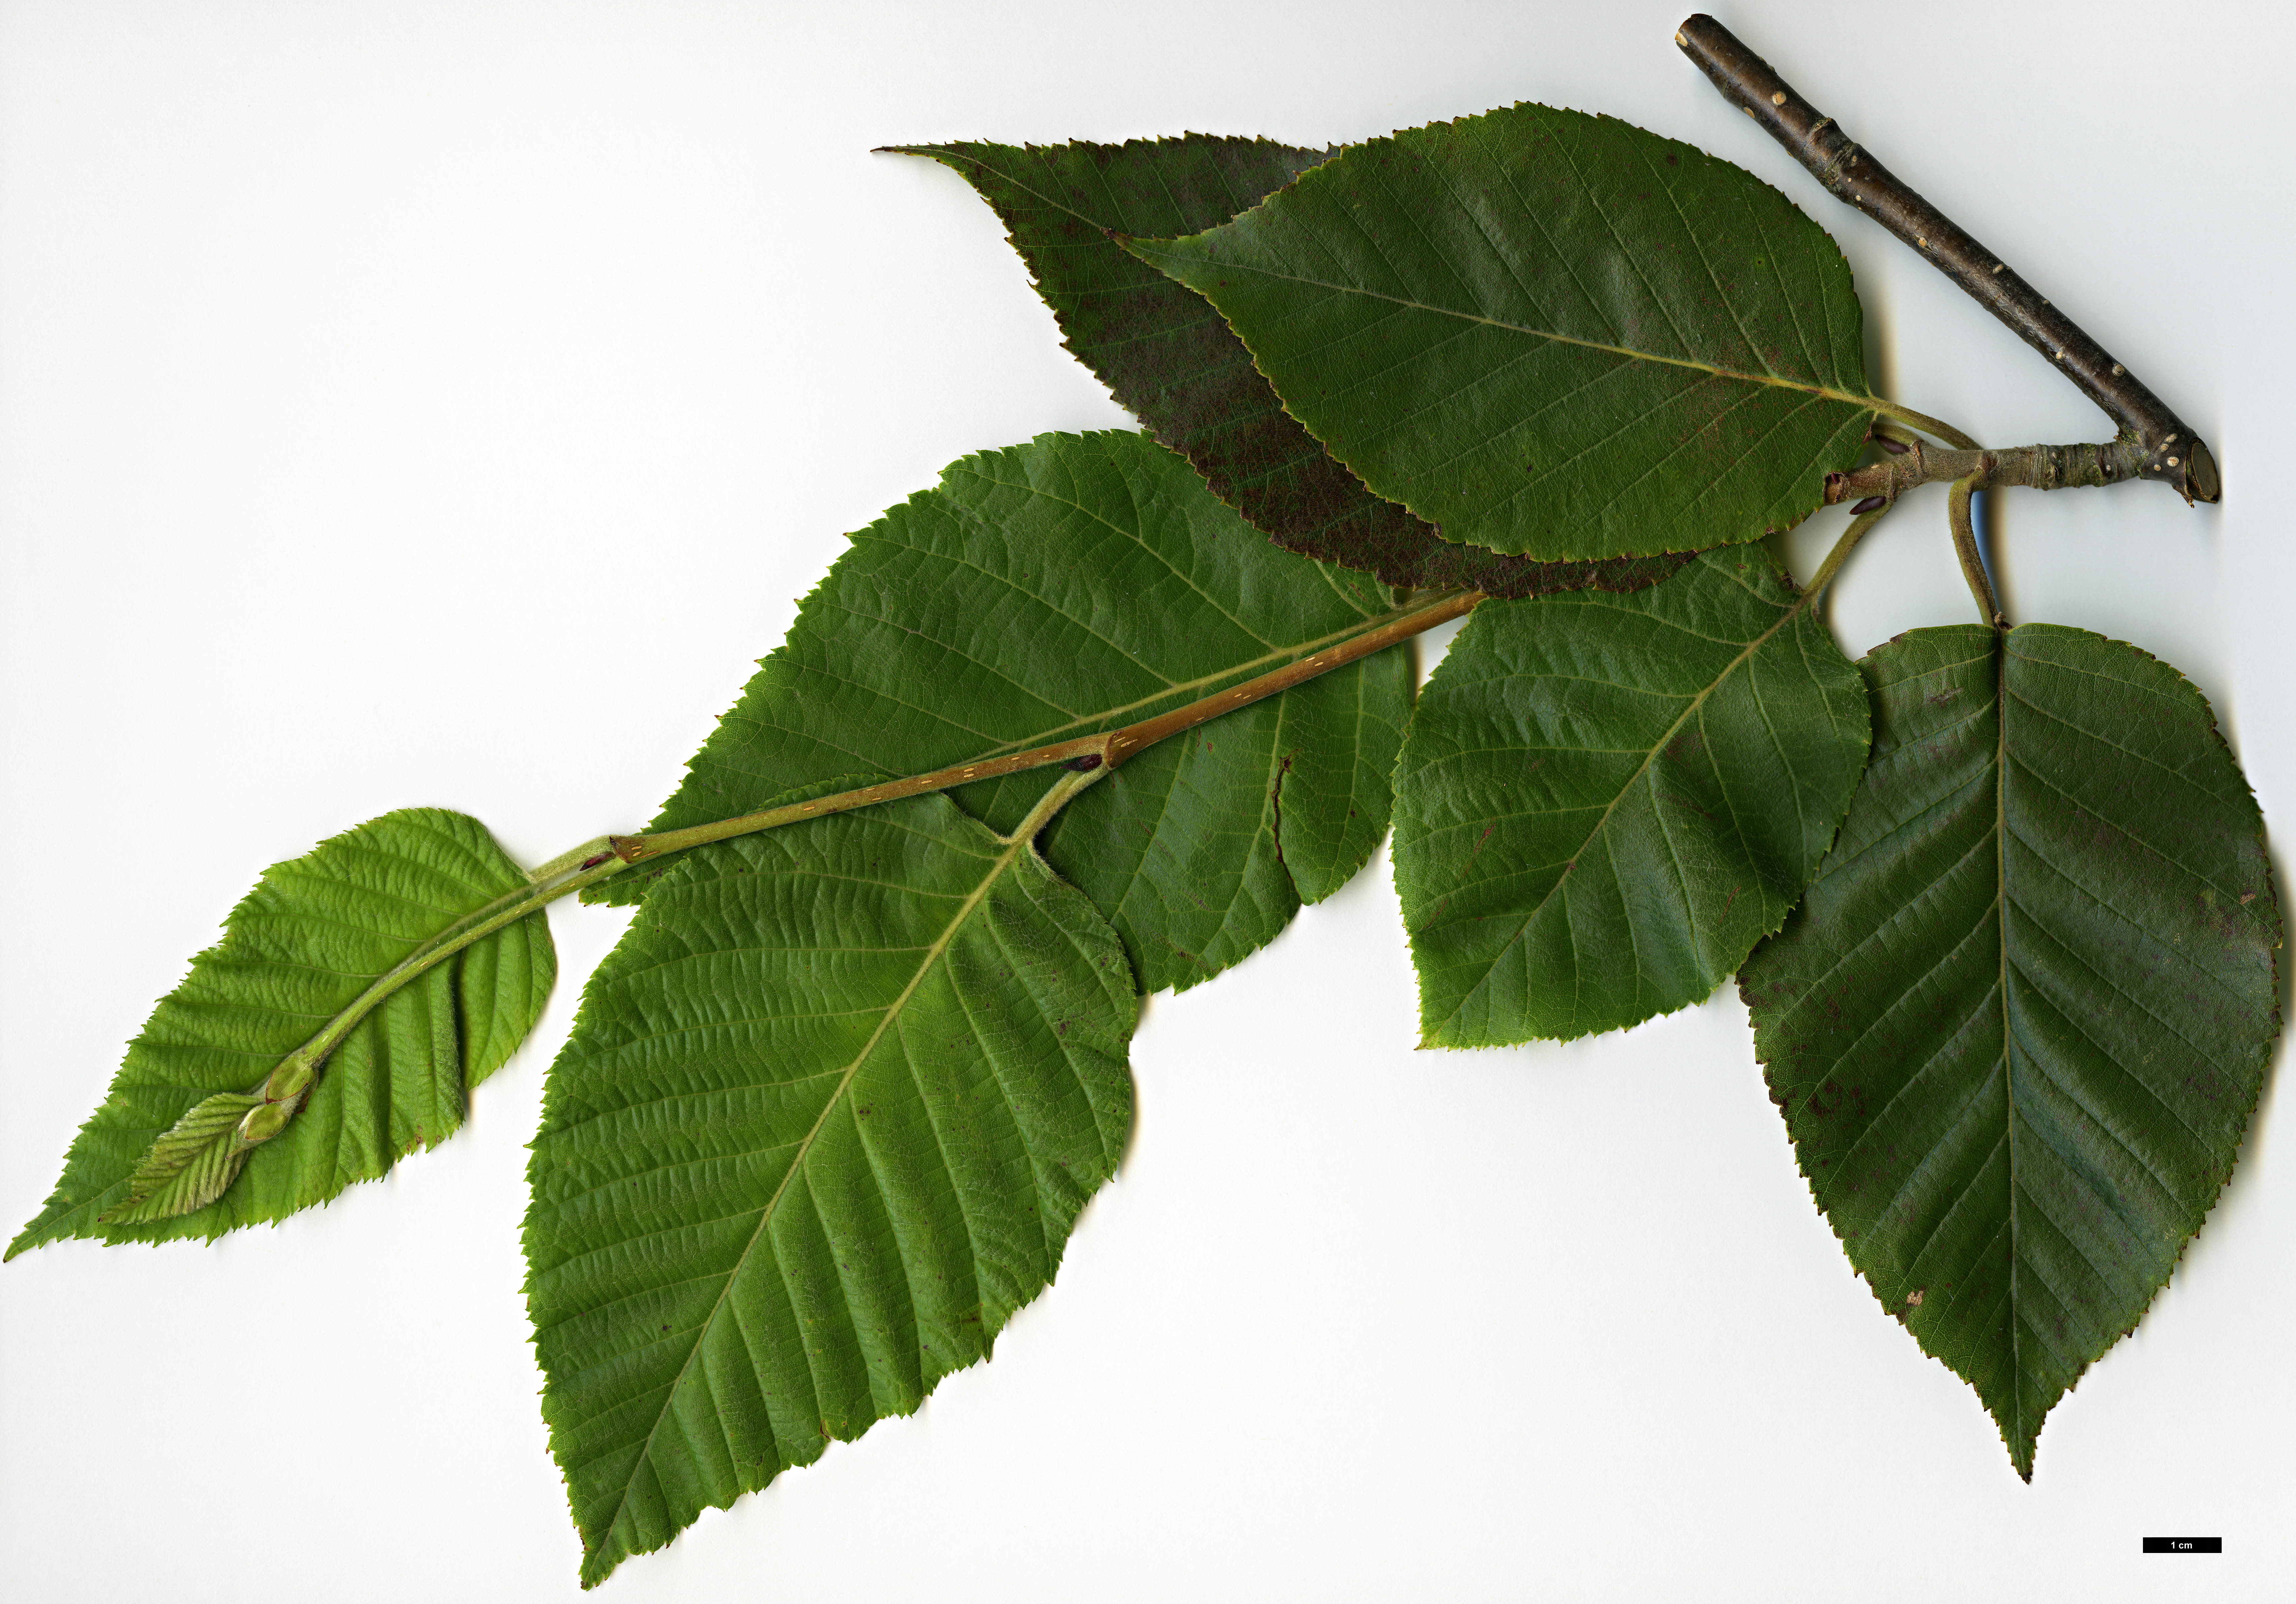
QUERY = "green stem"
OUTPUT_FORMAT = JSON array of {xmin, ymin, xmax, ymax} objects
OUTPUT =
[
  {"xmin": 612, "ymin": 587, "xmax": 1478, "ymax": 864},
  {"xmin": 249, "ymin": 844, "xmax": 634, "ymax": 1111},
  {"xmin": 997, "ymin": 761, "xmax": 1112, "ymax": 844},
  {"xmin": 1803, "ymin": 500, "xmax": 1892, "ymax": 601},
  {"xmin": 1870, "ymin": 399, "xmax": 1979, "ymax": 452},
  {"xmin": 206, "ymin": 584, "xmax": 1484, "ymax": 1165},
  {"xmin": 526, "ymin": 835, "xmax": 620, "ymax": 884},
  {"xmin": 1946, "ymin": 472, "xmax": 2004, "ymax": 627}
]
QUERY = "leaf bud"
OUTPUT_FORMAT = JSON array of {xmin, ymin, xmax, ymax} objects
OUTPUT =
[
  {"xmin": 238, "ymin": 1100, "xmax": 295, "ymax": 1144},
  {"xmin": 261, "ymin": 1056, "xmax": 314, "ymax": 1103}
]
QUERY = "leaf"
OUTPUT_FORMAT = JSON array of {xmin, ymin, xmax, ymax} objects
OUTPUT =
[
  {"xmin": 589, "ymin": 429, "xmax": 1413, "ymax": 995},
  {"xmin": 1393, "ymin": 547, "xmax": 1869, "ymax": 1045},
  {"xmin": 8, "ymin": 808, "xmax": 555, "ymax": 1254},
  {"xmin": 1127, "ymin": 103, "xmax": 1877, "ymax": 561},
  {"xmin": 1738, "ymin": 625, "xmax": 2281, "ymax": 1477},
  {"xmin": 524, "ymin": 794, "xmax": 1136, "ymax": 1588},
  {"xmin": 98, "ymin": 1091, "xmax": 268, "ymax": 1225},
  {"xmin": 900, "ymin": 136, "xmax": 1689, "ymax": 598}
]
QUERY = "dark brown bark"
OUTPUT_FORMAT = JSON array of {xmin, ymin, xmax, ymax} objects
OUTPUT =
[{"xmin": 1676, "ymin": 14, "xmax": 2217, "ymax": 505}]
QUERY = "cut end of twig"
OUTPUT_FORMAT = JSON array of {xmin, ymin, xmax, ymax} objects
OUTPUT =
[{"xmin": 2185, "ymin": 439, "xmax": 2221, "ymax": 504}]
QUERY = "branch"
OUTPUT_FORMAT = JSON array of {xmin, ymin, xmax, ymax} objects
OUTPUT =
[
  {"xmin": 1675, "ymin": 14, "xmax": 2219, "ymax": 506},
  {"xmin": 1822, "ymin": 435, "xmax": 2148, "ymax": 508},
  {"xmin": 613, "ymin": 587, "xmax": 1480, "ymax": 863},
  {"xmin": 104, "ymin": 584, "xmax": 1484, "ymax": 1222}
]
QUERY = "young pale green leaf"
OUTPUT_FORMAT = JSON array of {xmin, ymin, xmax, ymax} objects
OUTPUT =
[
  {"xmin": 525, "ymin": 794, "xmax": 1135, "ymax": 1589},
  {"xmin": 899, "ymin": 137, "xmax": 1689, "ymax": 599},
  {"xmin": 590, "ymin": 429, "xmax": 1412, "ymax": 995},
  {"xmin": 8, "ymin": 809, "xmax": 554, "ymax": 1255},
  {"xmin": 1394, "ymin": 547, "xmax": 1869, "ymax": 1045},
  {"xmin": 1739, "ymin": 625, "xmax": 2281, "ymax": 1478},
  {"xmin": 1126, "ymin": 104, "xmax": 1877, "ymax": 561},
  {"xmin": 100, "ymin": 1091, "xmax": 268, "ymax": 1225}
]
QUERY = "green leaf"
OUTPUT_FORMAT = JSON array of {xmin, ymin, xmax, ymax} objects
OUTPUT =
[
  {"xmin": 901, "ymin": 136, "xmax": 1689, "ymax": 598},
  {"xmin": 525, "ymin": 794, "xmax": 1136, "ymax": 1588},
  {"xmin": 1739, "ymin": 624, "xmax": 2281, "ymax": 1477},
  {"xmin": 591, "ymin": 429, "xmax": 1412, "ymax": 995},
  {"xmin": 1394, "ymin": 547, "xmax": 1869, "ymax": 1045},
  {"xmin": 8, "ymin": 808, "xmax": 555, "ymax": 1254},
  {"xmin": 98, "ymin": 1091, "xmax": 268, "ymax": 1225},
  {"xmin": 1127, "ymin": 104, "xmax": 1877, "ymax": 561}
]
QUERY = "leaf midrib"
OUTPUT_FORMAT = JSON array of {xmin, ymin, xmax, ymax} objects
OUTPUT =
[
  {"xmin": 1139, "ymin": 244, "xmax": 1879, "ymax": 410},
  {"xmin": 584, "ymin": 828, "xmax": 1032, "ymax": 1567},
  {"xmin": 1994, "ymin": 629, "xmax": 2026, "ymax": 1458},
  {"xmin": 911, "ymin": 143, "xmax": 1307, "ymax": 250}
]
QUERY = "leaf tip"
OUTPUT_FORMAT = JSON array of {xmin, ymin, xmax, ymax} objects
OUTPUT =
[
  {"xmin": 1978, "ymin": 1393, "xmax": 2044, "ymax": 1483},
  {"xmin": 576, "ymin": 1544, "xmax": 624, "ymax": 1591}
]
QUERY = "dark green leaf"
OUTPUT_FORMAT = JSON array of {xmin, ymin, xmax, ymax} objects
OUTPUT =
[
  {"xmin": 1739, "ymin": 624, "xmax": 2281, "ymax": 1477},
  {"xmin": 591, "ymin": 430, "xmax": 1412, "ymax": 996},
  {"xmin": 1394, "ymin": 547, "xmax": 1868, "ymax": 1044},
  {"xmin": 1127, "ymin": 104, "xmax": 1876, "ymax": 560},
  {"xmin": 9, "ymin": 809, "xmax": 554, "ymax": 1254},
  {"xmin": 900, "ymin": 137, "xmax": 1688, "ymax": 598},
  {"xmin": 526, "ymin": 794, "xmax": 1135, "ymax": 1588}
]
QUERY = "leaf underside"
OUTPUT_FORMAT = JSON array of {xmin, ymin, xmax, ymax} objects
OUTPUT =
[
  {"xmin": 1740, "ymin": 625, "xmax": 2282, "ymax": 1477},
  {"xmin": 591, "ymin": 429, "xmax": 1411, "ymax": 997},
  {"xmin": 1393, "ymin": 547, "xmax": 1869, "ymax": 1044},
  {"xmin": 526, "ymin": 795, "xmax": 1135, "ymax": 1588},
  {"xmin": 1128, "ymin": 103, "xmax": 1876, "ymax": 561},
  {"xmin": 900, "ymin": 136, "xmax": 1687, "ymax": 598},
  {"xmin": 11, "ymin": 809, "xmax": 553, "ymax": 1254}
]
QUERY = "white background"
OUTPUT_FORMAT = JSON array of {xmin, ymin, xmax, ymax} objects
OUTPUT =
[{"xmin": 3, "ymin": 2, "xmax": 2290, "ymax": 1599}]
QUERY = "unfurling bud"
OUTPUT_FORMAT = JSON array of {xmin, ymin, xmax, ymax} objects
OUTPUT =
[{"xmin": 96, "ymin": 1090, "xmax": 269, "ymax": 1225}]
